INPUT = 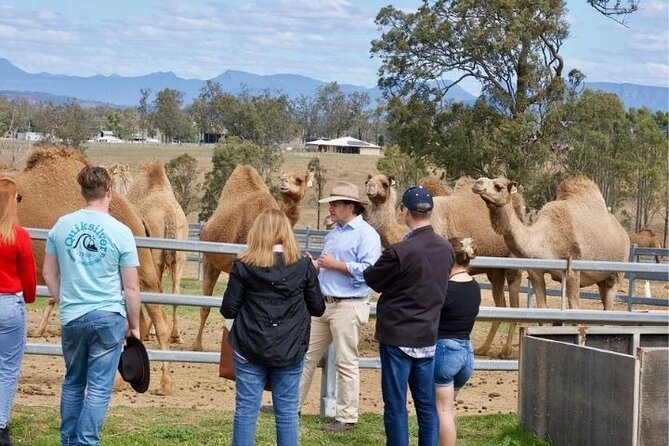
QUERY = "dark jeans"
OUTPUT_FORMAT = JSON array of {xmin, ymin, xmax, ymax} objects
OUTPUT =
[{"xmin": 380, "ymin": 343, "xmax": 438, "ymax": 446}]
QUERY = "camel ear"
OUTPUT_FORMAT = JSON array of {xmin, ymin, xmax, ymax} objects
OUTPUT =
[
  {"xmin": 508, "ymin": 181, "xmax": 518, "ymax": 194},
  {"xmin": 388, "ymin": 175, "xmax": 396, "ymax": 186},
  {"xmin": 367, "ymin": 174, "xmax": 372, "ymax": 180},
  {"xmin": 306, "ymin": 171, "xmax": 314, "ymax": 187}
]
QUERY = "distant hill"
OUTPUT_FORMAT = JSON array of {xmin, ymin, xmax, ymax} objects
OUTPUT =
[
  {"xmin": 584, "ymin": 82, "xmax": 669, "ymax": 113},
  {"xmin": 0, "ymin": 58, "xmax": 666, "ymax": 111},
  {"xmin": 0, "ymin": 58, "xmax": 476, "ymax": 107}
]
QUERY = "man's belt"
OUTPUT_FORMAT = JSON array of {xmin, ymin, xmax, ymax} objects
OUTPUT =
[{"xmin": 323, "ymin": 295, "xmax": 367, "ymax": 303}]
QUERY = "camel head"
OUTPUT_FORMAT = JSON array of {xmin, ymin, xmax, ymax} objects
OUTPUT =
[
  {"xmin": 471, "ymin": 177, "xmax": 518, "ymax": 208},
  {"xmin": 278, "ymin": 170, "xmax": 312, "ymax": 200},
  {"xmin": 365, "ymin": 174, "xmax": 395, "ymax": 204},
  {"xmin": 108, "ymin": 163, "xmax": 132, "ymax": 195}
]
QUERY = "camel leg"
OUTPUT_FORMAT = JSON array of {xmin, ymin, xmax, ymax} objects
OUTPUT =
[
  {"xmin": 28, "ymin": 298, "xmax": 57, "ymax": 337},
  {"xmin": 499, "ymin": 269, "xmax": 522, "ymax": 358},
  {"xmin": 475, "ymin": 270, "xmax": 506, "ymax": 357},
  {"xmin": 565, "ymin": 272, "xmax": 581, "ymax": 310},
  {"xmin": 191, "ymin": 260, "xmax": 221, "ymax": 351},
  {"xmin": 143, "ymin": 303, "xmax": 172, "ymax": 395},
  {"xmin": 597, "ymin": 272, "xmax": 620, "ymax": 311},
  {"xmin": 168, "ymin": 253, "xmax": 186, "ymax": 344},
  {"xmin": 527, "ymin": 270, "xmax": 547, "ymax": 308}
]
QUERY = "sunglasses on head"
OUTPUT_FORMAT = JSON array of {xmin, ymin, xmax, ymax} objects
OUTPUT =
[{"xmin": 16, "ymin": 194, "xmax": 22, "ymax": 203}]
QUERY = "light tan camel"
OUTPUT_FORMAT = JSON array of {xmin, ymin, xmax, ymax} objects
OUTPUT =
[
  {"xmin": 278, "ymin": 170, "xmax": 313, "ymax": 226},
  {"xmin": 473, "ymin": 175, "xmax": 630, "ymax": 310},
  {"xmin": 11, "ymin": 146, "xmax": 174, "ymax": 395},
  {"xmin": 630, "ymin": 227, "xmax": 664, "ymax": 263},
  {"xmin": 126, "ymin": 160, "xmax": 190, "ymax": 344},
  {"xmin": 192, "ymin": 166, "xmax": 311, "ymax": 351},
  {"xmin": 108, "ymin": 163, "xmax": 132, "ymax": 194},
  {"xmin": 365, "ymin": 173, "xmax": 523, "ymax": 357}
]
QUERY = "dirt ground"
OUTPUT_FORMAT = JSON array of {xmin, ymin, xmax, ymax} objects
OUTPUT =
[{"xmin": 16, "ymin": 278, "xmax": 667, "ymax": 417}]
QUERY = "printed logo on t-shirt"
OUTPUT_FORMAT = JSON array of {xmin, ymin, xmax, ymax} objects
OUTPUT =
[{"xmin": 64, "ymin": 222, "xmax": 108, "ymax": 266}]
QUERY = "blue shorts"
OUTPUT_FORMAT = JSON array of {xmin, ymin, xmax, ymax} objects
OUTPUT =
[{"xmin": 434, "ymin": 338, "xmax": 474, "ymax": 389}]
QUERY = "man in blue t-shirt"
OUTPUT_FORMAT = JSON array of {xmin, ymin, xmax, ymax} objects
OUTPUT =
[{"xmin": 43, "ymin": 165, "xmax": 141, "ymax": 446}]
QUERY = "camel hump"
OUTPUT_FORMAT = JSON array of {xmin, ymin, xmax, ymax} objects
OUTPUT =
[
  {"xmin": 637, "ymin": 227, "xmax": 658, "ymax": 237},
  {"xmin": 139, "ymin": 160, "xmax": 170, "ymax": 187},
  {"xmin": 221, "ymin": 165, "xmax": 269, "ymax": 199},
  {"xmin": 419, "ymin": 177, "xmax": 450, "ymax": 196},
  {"xmin": 555, "ymin": 176, "xmax": 604, "ymax": 202},
  {"xmin": 453, "ymin": 176, "xmax": 476, "ymax": 190},
  {"xmin": 24, "ymin": 145, "xmax": 89, "ymax": 171}
]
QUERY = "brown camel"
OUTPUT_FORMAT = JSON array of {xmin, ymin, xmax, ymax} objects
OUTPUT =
[
  {"xmin": 420, "ymin": 176, "xmax": 450, "ymax": 197},
  {"xmin": 365, "ymin": 173, "xmax": 523, "ymax": 358},
  {"xmin": 630, "ymin": 227, "xmax": 664, "ymax": 263},
  {"xmin": 12, "ymin": 146, "xmax": 174, "ymax": 395},
  {"xmin": 126, "ymin": 160, "xmax": 190, "ymax": 344},
  {"xmin": 472, "ymin": 175, "xmax": 630, "ymax": 310},
  {"xmin": 192, "ymin": 166, "xmax": 310, "ymax": 351},
  {"xmin": 108, "ymin": 163, "xmax": 132, "ymax": 194}
]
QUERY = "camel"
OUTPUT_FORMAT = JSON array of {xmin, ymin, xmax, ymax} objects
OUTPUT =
[
  {"xmin": 278, "ymin": 170, "xmax": 313, "ymax": 226},
  {"xmin": 420, "ymin": 176, "xmax": 450, "ymax": 197},
  {"xmin": 126, "ymin": 160, "xmax": 190, "ymax": 344},
  {"xmin": 192, "ymin": 166, "xmax": 311, "ymax": 351},
  {"xmin": 365, "ymin": 173, "xmax": 523, "ymax": 358},
  {"xmin": 10, "ymin": 146, "xmax": 174, "ymax": 394},
  {"xmin": 472, "ymin": 175, "xmax": 630, "ymax": 310},
  {"xmin": 630, "ymin": 227, "xmax": 664, "ymax": 263},
  {"xmin": 108, "ymin": 163, "xmax": 132, "ymax": 194}
]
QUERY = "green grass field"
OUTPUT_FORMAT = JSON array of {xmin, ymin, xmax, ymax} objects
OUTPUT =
[{"xmin": 9, "ymin": 405, "xmax": 549, "ymax": 445}]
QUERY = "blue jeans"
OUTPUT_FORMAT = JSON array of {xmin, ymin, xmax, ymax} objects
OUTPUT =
[
  {"xmin": 380, "ymin": 343, "xmax": 438, "ymax": 446},
  {"xmin": 434, "ymin": 339, "xmax": 474, "ymax": 389},
  {"xmin": 232, "ymin": 353, "xmax": 303, "ymax": 446},
  {"xmin": 60, "ymin": 310, "xmax": 126, "ymax": 446},
  {"xmin": 0, "ymin": 294, "xmax": 26, "ymax": 429}
]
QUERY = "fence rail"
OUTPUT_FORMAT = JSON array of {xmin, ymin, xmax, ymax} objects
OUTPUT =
[{"xmin": 25, "ymin": 227, "xmax": 668, "ymax": 417}]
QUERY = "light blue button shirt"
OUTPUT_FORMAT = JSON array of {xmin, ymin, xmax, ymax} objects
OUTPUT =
[{"xmin": 318, "ymin": 214, "xmax": 382, "ymax": 298}]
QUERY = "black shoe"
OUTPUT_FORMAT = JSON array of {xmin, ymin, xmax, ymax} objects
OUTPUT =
[
  {"xmin": 323, "ymin": 420, "xmax": 356, "ymax": 432},
  {"xmin": 0, "ymin": 427, "xmax": 13, "ymax": 446}
]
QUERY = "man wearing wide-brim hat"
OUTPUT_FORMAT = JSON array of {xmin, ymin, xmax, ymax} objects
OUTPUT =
[{"xmin": 299, "ymin": 181, "xmax": 381, "ymax": 432}]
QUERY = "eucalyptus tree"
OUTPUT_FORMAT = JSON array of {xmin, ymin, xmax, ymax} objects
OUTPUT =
[{"xmin": 371, "ymin": 0, "xmax": 570, "ymax": 196}]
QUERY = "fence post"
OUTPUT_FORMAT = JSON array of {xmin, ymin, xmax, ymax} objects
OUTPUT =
[
  {"xmin": 627, "ymin": 244, "xmax": 637, "ymax": 312},
  {"xmin": 319, "ymin": 344, "xmax": 337, "ymax": 418}
]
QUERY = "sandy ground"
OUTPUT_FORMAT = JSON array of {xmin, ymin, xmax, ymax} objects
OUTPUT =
[{"xmin": 15, "ymin": 278, "xmax": 667, "ymax": 418}]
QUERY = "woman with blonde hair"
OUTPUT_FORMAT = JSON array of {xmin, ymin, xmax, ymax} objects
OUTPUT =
[
  {"xmin": 434, "ymin": 237, "xmax": 481, "ymax": 446},
  {"xmin": 0, "ymin": 178, "xmax": 36, "ymax": 446},
  {"xmin": 220, "ymin": 208, "xmax": 324, "ymax": 446}
]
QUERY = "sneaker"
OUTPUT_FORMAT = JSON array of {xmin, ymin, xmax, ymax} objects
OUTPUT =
[
  {"xmin": 323, "ymin": 420, "xmax": 355, "ymax": 432},
  {"xmin": 0, "ymin": 427, "xmax": 13, "ymax": 446},
  {"xmin": 259, "ymin": 405, "xmax": 274, "ymax": 414}
]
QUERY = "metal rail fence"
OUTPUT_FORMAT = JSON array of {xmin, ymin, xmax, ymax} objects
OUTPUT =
[{"xmin": 25, "ymin": 228, "xmax": 668, "ymax": 417}]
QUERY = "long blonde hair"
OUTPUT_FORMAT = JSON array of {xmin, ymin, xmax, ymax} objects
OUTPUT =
[
  {"xmin": 239, "ymin": 209, "xmax": 301, "ymax": 267},
  {"xmin": 0, "ymin": 178, "xmax": 19, "ymax": 244}
]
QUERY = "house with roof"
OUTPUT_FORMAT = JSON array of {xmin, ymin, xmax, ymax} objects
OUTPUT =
[{"xmin": 305, "ymin": 136, "xmax": 381, "ymax": 156}]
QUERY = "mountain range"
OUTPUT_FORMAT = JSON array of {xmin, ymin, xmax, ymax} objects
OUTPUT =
[{"xmin": 0, "ymin": 58, "xmax": 666, "ymax": 112}]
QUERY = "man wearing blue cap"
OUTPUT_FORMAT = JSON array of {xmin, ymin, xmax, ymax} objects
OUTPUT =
[{"xmin": 363, "ymin": 186, "xmax": 455, "ymax": 446}]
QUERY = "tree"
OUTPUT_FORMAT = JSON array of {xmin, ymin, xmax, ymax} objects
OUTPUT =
[
  {"xmin": 34, "ymin": 101, "xmax": 92, "ymax": 150},
  {"xmin": 137, "ymin": 88, "xmax": 153, "ymax": 139},
  {"xmin": 372, "ymin": 0, "xmax": 568, "ymax": 118},
  {"xmin": 292, "ymin": 94, "xmax": 320, "ymax": 143},
  {"xmin": 199, "ymin": 137, "xmax": 284, "ymax": 221},
  {"xmin": 587, "ymin": 0, "xmax": 638, "ymax": 21},
  {"xmin": 376, "ymin": 145, "xmax": 428, "ymax": 195},
  {"xmin": 316, "ymin": 82, "xmax": 352, "ymax": 138},
  {"xmin": 307, "ymin": 157, "xmax": 327, "ymax": 228},
  {"xmin": 152, "ymin": 88, "xmax": 192, "ymax": 143},
  {"xmin": 164, "ymin": 154, "xmax": 202, "ymax": 216}
]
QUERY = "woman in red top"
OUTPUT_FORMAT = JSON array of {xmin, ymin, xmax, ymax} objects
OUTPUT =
[{"xmin": 0, "ymin": 178, "xmax": 36, "ymax": 446}]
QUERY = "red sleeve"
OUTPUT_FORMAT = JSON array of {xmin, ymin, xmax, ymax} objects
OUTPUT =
[{"xmin": 16, "ymin": 227, "xmax": 37, "ymax": 303}]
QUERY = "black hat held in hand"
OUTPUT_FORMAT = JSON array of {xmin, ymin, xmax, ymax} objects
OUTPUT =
[{"xmin": 118, "ymin": 336, "xmax": 150, "ymax": 393}]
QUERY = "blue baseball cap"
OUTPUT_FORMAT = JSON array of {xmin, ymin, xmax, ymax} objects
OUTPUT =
[{"xmin": 402, "ymin": 186, "xmax": 433, "ymax": 213}]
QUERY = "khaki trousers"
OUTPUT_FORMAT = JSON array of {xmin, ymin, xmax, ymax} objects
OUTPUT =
[{"xmin": 299, "ymin": 299, "xmax": 370, "ymax": 423}]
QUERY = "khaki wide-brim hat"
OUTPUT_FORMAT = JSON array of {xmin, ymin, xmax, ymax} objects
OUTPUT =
[{"xmin": 318, "ymin": 181, "xmax": 368, "ymax": 205}]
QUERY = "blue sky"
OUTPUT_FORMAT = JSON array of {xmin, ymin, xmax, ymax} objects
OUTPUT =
[{"xmin": 0, "ymin": 0, "xmax": 667, "ymax": 95}]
